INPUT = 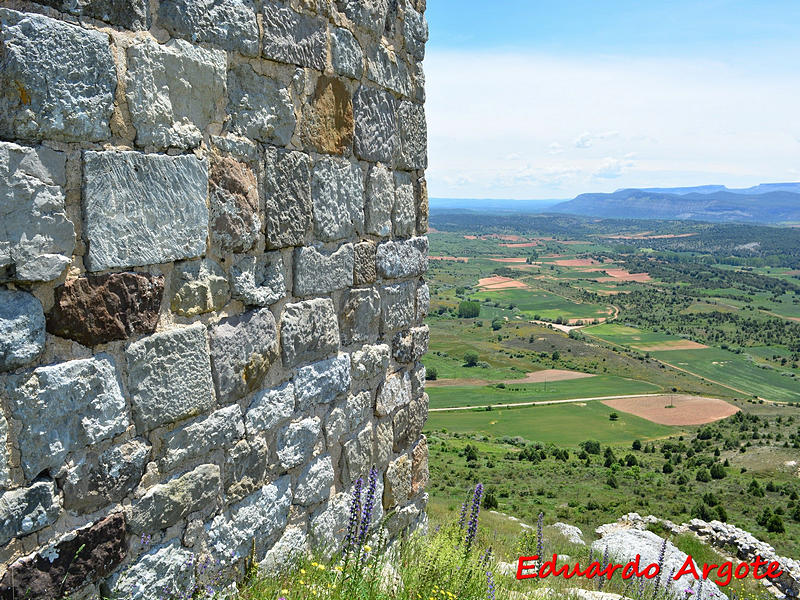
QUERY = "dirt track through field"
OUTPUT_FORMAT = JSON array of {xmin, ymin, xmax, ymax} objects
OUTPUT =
[
  {"xmin": 636, "ymin": 340, "xmax": 708, "ymax": 351},
  {"xmin": 602, "ymin": 395, "xmax": 739, "ymax": 425},
  {"xmin": 427, "ymin": 369, "xmax": 595, "ymax": 388},
  {"xmin": 429, "ymin": 393, "xmax": 664, "ymax": 412}
]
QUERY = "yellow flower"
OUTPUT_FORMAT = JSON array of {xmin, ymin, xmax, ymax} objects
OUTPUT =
[
  {"xmin": 312, "ymin": 562, "xmax": 318, "ymax": 567},
  {"xmin": 300, "ymin": 569, "xmax": 306, "ymax": 574},
  {"xmin": 317, "ymin": 564, "xmax": 325, "ymax": 570},
  {"xmin": 364, "ymin": 545, "xmax": 372, "ymax": 552},
  {"xmin": 281, "ymin": 589, "xmax": 289, "ymax": 595}
]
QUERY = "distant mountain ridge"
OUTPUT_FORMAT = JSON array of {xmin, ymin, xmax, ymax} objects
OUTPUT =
[{"xmin": 551, "ymin": 183, "xmax": 800, "ymax": 223}]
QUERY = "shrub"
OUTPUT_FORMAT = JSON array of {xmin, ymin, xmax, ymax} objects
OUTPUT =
[
  {"xmin": 767, "ymin": 515, "xmax": 785, "ymax": 533},
  {"xmin": 609, "ymin": 412, "xmax": 619, "ymax": 421},
  {"xmin": 581, "ymin": 440, "xmax": 601, "ymax": 455},
  {"xmin": 463, "ymin": 351, "xmax": 479, "ymax": 367},
  {"xmin": 425, "ymin": 366, "xmax": 438, "ymax": 381},
  {"xmin": 632, "ymin": 439, "xmax": 642, "ymax": 451},
  {"xmin": 710, "ymin": 463, "xmax": 726, "ymax": 479},
  {"xmin": 696, "ymin": 468, "xmax": 711, "ymax": 482}
]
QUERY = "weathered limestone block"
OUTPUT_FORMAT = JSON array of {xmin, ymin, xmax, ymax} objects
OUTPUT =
[
  {"xmin": 350, "ymin": 343, "xmax": 390, "ymax": 383},
  {"xmin": 5, "ymin": 355, "xmax": 128, "ymax": 479},
  {"xmin": 366, "ymin": 44, "xmax": 411, "ymax": 97},
  {"xmin": 0, "ymin": 9, "xmax": 116, "ymax": 142},
  {"xmin": 375, "ymin": 370, "xmax": 411, "ymax": 417},
  {"xmin": 245, "ymin": 382, "xmax": 295, "ymax": 436},
  {"xmin": 294, "ymin": 454, "xmax": 334, "ymax": 506},
  {"xmin": 353, "ymin": 241, "xmax": 377, "ymax": 285},
  {"xmin": 365, "ymin": 164, "xmax": 393, "ymax": 237},
  {"xmin": 311, "ymin": 157, "xmax": 364, "ymax": 242},
  {"xmin": 403, "ymin": 5, "xmax": 428, "ymax": 60},
  {"xmin": 376, "ymin": 236, "xmax": 428, "ymax": 280},
  {"xmin": 224, "ymin": 437, "xmax": 268, "ymax": 502},
  {"xmin": 47, "ymin": 273, "xmax": 164, "ymax": 347},
  {"xmin": 336, "ymin": 0, "xmax": 389, "ymax": 33},
  {"xmin": 294, "ymin": 244, "xmax": 354, "ymax": 297},
  {"xmin": 353, "ymin": 87, "xmax": 397, "ymax": 164},
  {"xmin": 126, "ymin": 324, "xmax": 215, "ymax": 432},
  {"xmin": 158, "ymin": 0, "xmax": 259, "ymax": 56},
  {"xmin": 0, "ymin": 513, "xmax": 126, "ymax": 600},
  {"xmin": 325, "ymin": 390, "xmax": 370, "ymax": 441},
  {"xmin": 170, "ymin": 259, "xmax": 230, "ymax": 317},
  {"xmin": 277, "ymin": 417, "xmax": 320, "ymax": 469},
  {"xmin": 392, "ymin": 406, "xmax": 409, "ymax": 452},
  {"xmin": 331, "ymin": 27, "xmax": 363, "ymax": 79},
  {"xmin": 393, "ymin": 394, "xmax": 425, "ymax": 453},
  {"xmin": 398, "ymin": 101, "xmax": 428, "ymax": 169},
  {"xmin": 0, "ymin": 142, "xmax": 74, "ymax": 282},
  {"xmin": 206, "ymin": 476, "xmax": 292, "ymax": 563},
  {"xmin": 262, "ymin": 2, "xmax": 326, "ymax": 70},
  {"xmin": 383, "ymin": 454, "xmax": 411, "ymax": 508},
  {"xmin": 0, "ymin": 414, "xmax": 8, "ymax": 489},
  {"xmin": 260, "ymin": 526, "xmax": 308, "ymax": 574},
  {"xmin": 109, "ymin": 539, "xmax": 195, "ymax": 600},
  {"xmin": 83, "ymin": 151, "xmax": 208, "ymax": 271},
  {"xmin": 393, "ymin": 172, "xmax": 416, "ymax": 237},
  {"xmin": 0, "ymin": 289, "xmax": 45, "ymax": 371},
  {"xmin": 392, "ymin": 325, "xmax": 429, "ymax": 363},
  {"xmin": 342, "ymin": 421, "xmax": 373, "ymax": 484},
  {"xmin": 295, "ymin": 355, "xmax": 351, "ymax": 411},
  {"xmin": 380, "ymin": 281, "xmax": 416, "ymax": 332},
  {"xmin": 227, "ymin": 64, "xmax": 295, "ymax": 145},
  {"xmin": 385, "ymin": 493, "xmax": 427, "ymax": 538},
  {"xmin": 340, "ymin": 287, "xmax": 380, "ymax": 345},
  {"xmin": 230, "ymin": 253, "xmax": 285, "ymax": 306},
  {"xmin": 302, "ymin": 77, "xmax": 354, "ymax": 155},
  {"xmin": 209, "ymin": 156, "xmax": 260, "ymax": 254},
  {"xmin": 374, "ymin": 419, "xmax": 393, "ymax": 467},
  {"xmin": 38, "ymin": 0, "xmax": 149, "ymax": 30},
  {"xmin": 0, "ymin": 481, "xmax": 60, "ymax": 545},
  {"xmin": 416, "ymin": 282, "xmax": 430, "ymax": 319},
  {"xmin": 411, "ymin": 436, "xmax": 428, "ymax": 496},
  {"xmin": 209, "ymin": 308, "xmax": 279, "ymax": 400},
  {"xmin": 62, "ymin": 440, "xmax": 150, "ymax": 512},
  {"xmin": 280, "ymin": 298, "xmax": 339, "ymax": 368},
  {"xmin": 410, "ymin": 393, "xmax": 428, "ymax": 439},
  {"xmin": 264, "ymin": 147, "xmax": 312, "ymax": 249},
  {"xmin": 160, "ymin": 405, "xmax": 244, "ymax": 471},
  {"xmin": 410, "ymin": 365, "xmax": 426, "ymax": 398},
  {"xmin": 309, "ymin": 491, "xmax": 349, "ymax": 556},
  {"xmin": 129, "ymin": 464, "xmax": 220, "ymax": 533},
  {"xmin": 414, "ymin": 174, "xmax": 429, "ymax": 234},
  {"xmin": 126, "ymin": 38, "xmax": 226, "ymax": 149}
]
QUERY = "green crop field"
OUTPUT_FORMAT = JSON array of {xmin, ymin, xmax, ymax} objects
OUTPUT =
[
  {"xmin": 585, "ymin": 323, "xmax": 682, "ymax": 348},
  {"xmin": 471, "ymin": 287, "xmax": 611, "ymax": 321},
  {"xmin": 425, "ymin": 401, "xmax": 677, "ymax": 445}
]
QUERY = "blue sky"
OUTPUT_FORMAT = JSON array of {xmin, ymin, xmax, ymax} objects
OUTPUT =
[{"xmin": 424, "ymin": 1, "xmax": 800, "ymax": 199}]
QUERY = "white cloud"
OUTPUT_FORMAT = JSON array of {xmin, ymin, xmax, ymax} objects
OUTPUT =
[
  {"xmin": 574, "ymin": 132, "xmax": 593, "ymax": 148},
  {"xmin": 548, "ymin": 142, "xmax": 565, "ymax": 155},
  {"xmin": 593, "ymin": 157, "xmax": 634, "ymax": 179}
]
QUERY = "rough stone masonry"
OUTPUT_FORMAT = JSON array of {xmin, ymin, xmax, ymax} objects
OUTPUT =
[{"xmin": 0, "ymin": 0, "xmax": 429, "ymax": 597}]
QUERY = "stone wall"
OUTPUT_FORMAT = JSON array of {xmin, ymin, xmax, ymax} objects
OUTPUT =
[{"xmin": 0, "ymin": 0, "xmax": 429, "ymax": 597}]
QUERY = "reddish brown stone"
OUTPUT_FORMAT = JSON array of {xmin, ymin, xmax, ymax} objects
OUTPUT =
[
  {"xmin": 209, "ymin": 155, "xmax": 260, "ymax": 254},
  {"xmin": 0, "ymin": 513, "xmax": 126, "ymax": 600},
  {"xmin": 47, "ymin": 272, "xmax": 164, "ymax": 346},
  {"xmin": 303, "ymin": 76, "xmax": 354, "ymax": 155}
]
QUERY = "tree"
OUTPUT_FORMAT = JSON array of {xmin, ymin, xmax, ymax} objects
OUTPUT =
[
  {"xmin": 609, "ymin": 412, "xmax": 619, "ymax": 421},
  {"xmin": 491, "ymin": 319, "xmax": 503, "ymax": 331},
  {"xmin": 464, "ymin": 351, "xmax": 479, "ymax": 367},
  {"xmin": 425, "ymin": 366, "xmax": 438, "ymax": 381},
  {"xmin": 483, "ymin": 489, "xmax": 499, "ymax": 510},
  {"xmin": 458, "ymin": 300, "xmax": 480, "ymax": 318},
  {"xmin": 710, "ymin": 463, "xmax": 726, "ymax": 480},
  {"xmin": 551, "ymin": 351, "xmax": 561, "ymax": 361},
  {"xmin": 463, "ymin": 444, "xmax": 478, "ymax": 462},
  {"xmin": 696, "ymin": 468, "xmax": 711, "ymax": 482},
  {"xmin": 767, "ymin": 515, "xmax": 785, "ymax": 533},
  {"xmin": 581, "ymin": 440, "xmax": 601, "ymax": 455},
  {"xmin": 632, "ymin": 440, "xmax": 642, "ymax": 451},
  {"xmin": 663, "ymin": 463, "xmax": 674, "ymax": 474}
]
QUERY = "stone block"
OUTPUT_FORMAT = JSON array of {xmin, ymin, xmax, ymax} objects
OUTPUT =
[
  {"xmin": 380, "ymin": 281, "xmax": 416, "ymax": 332},
  {"xmin": 245, "ymin": 382, "xmax": 295, "ymax": 436},
  {"xmin": 0, "ymin": 289, "xmax": 45, "ymax": 371},
  {"xmin": 353, "ymin": 86, "xmax": 397, "ymax": 164},
  {"xmin": 280, "ymin": 298, "xmax": 339, "ymax": 368},
  {"xmin": 209, "ymin": 308, "xmax": 279, "ymax": 401},
  {"xmin": 340, "ymin": 287, "xmax": 380, "ymax": 345},
  {"xmin": 126, "ymin": 38, "xmax": 226, "ymax": 149},
  {"xmin": 325, "ymin": 390, "xmax": 370, "ymax": 442},
  {"xmin": 410, "ymin": 364, "xmax": 426, "ymax": 398},
  {"xmin": 48, "ymin": 273, "xmax": 164, "ymax": 347},
  {"xmin": 411, "ymin": 436, "xmax": 428, "ymax": 495},
  {"xmin": 383, "ymin": 454, "xmax": 411, "ymax": 508},
  {"xmin": 393, "ymin": 171, "xmax": 416, "ymax": 237},
  {"xmin": 294, "ymin": 244, "xmax": 354, "ymax": 297},
  {"xmin": 126, "ymin": 324, "xmax": 215, "ymax": 432},
  {"xmin": 83, "ymin": 151, "xmax": 208, "ymax": 271},
  {"xmin": 206, "ymin": 476, "xmax": 291, "ymax": 563},
  {"xmin": 353, "ymin": 241, "xmax": 377, "ymax": 285},
  {"xmin": 375, "ymin": 370, "xmax": 411, "ymax": 417},
  {"xmin": 158, "ymin": 0, "xmax": 259, "ymax": 56},
  {"xmin": 336, "ymin": 0, "xmax": 389, "ymax": 34},
  {"xmin": 416, "ymin": 282, "xmax": 430, "ymax": 320},
  {"xmin": 170, "ymin": 259, "xmax": 230, "ymax": 317},
  {"xmin": 39, "ymin": 0, "xmax": 149, "ymax": 30},
  {"xmin": 403, "ymin": 5, "xmax": 428, "ymax": 60},
  {"xmin": 224, "ymin": 437, "xmax": 269, "ymax": 502},
  {"xmin": 209, "ymin": 155, "xmax": 260, "ymax": 254},
  {"xmin": 262, "ymin": 2, "xmax": 327, "ymax": 70},
  {"xmin": 264, "ymin": 147, "xmax": 312, "ymax": 249},
  {"xmin": 0, "ymin": 142, "xmax": 74, "ymax": 282},
  {"xmin": 62, "ymin": 440, "xmax": 150, "ymax": 512},
  {"xmin": 366, "ymin": 43, "xmax": 410, "ymax": 97},
  {"xmin": 350, "ymin": 343, "xmax": 390, "ymax": 383},
  {"xmin": 365, "ymin": 164, "xmax": 393, "ymax": 237},
  {"xmin": 295, "ymin": 355, "xmax": 351, "ymax": 411},
  {"xmin": 409, "ymin": 392, "xmax": 428, "ymax": 440},
  {"xmin": 376, "ymin": 236, "xmax": 428, "ymax": 280},
  {"xmin": 260, "ymin": 526, "xmax": 308, "ymax": 575},
  {"xmin": 374, "ymin": 419, "xmax": 393, "ymax": 467},
  {"xmin": 331, "ymin": 27, "xmax": 363, "ymax": 79},
  {"xmin": 0, "ymin": 9, "xmax": 116, "ymax": 142},
  {"xmin": 311, "ymin": 157, "xmax": 364, "ymax": 242},
  {"xmin": 227, "ymin": 64, "xmax": 295, "ymax": 145},
  {"xmin": 392, "ymin": 396, "xmax": 425, "ymax": 454},
  {"xmin": 398, "ymin": 101, "xmax": 428, "ymax": 169},
  {"xmin": 277, "ymin": 417, "xmax": 320, "ymax": 469},
  {"xmin": 0, "ymin": 414, "xmax": 8, "ymax": 489},
  {"xmin": 0, "ymin": 481, "xmax": 60, "ymax": 545},
  {"xmin": 230, "ymin": 253, "xmax": 286, "ymax": 307},
  {"xmin": 6, "ymin": 355, "xmax": 128, "ymax": 479},
  {"xmin": 309, "ymin": 491, "xmax": 349, "ymax": 556},
  {"xmin": 414, "ymin": 174, "xmax": 429, "ymax": 235},
  {"xmin": 0, "ymin": 513, "xmax": 125, "ymax": 600},
  {"xmin": 342, "ymin": 421, "xmax": 373, "ymax": 484},
  {"xmin": 109, "ymin": 539, "xmax": 195, "ymax": 600},
  {"xmin": 129, "ymin": 464, "xmax": 220, "ymax": 533},
  {"xmin": 302, "ymin": 76, "xmax": 354, "ymax": 155},
  {"xmin": 294, "ymin": 454, "xmax": 334, "ymax": 506},
  {"xmin": 391, "ymin": 325, "xmax": 429, "ymax": 363},
  {"xmin": 160, "ymin": 405, "xmax": 244, "ymax": 471}
]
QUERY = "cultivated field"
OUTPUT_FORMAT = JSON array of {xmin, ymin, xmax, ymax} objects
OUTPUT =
[{"xmin": 601, "ymin": 395, "xmax": 740, "ymax": 425}]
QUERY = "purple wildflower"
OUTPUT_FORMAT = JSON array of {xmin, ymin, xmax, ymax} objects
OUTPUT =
[
  {"xmin": 599, "ymin": 546, "xmax": 609, "ymax": 591},
  {"xmin": 358, "ymin": 466, "xmax": 378, "ymax": 549},
  {"xmin": 536, "ymin": 512, "xmax": 544, "ymax": 568},
  {"xmin": 344, "ymin": 477, "xmax": 363, "ymax": 554},
  {"xmin": 486, "ymin": 570, "xmax": 496, "ymax": 600},
  {"xmin": 651, "ymin": 537, "xmax": 667, "ymax": 599},
  {"xmin": 458, "ymin": 499, "xmax": 468, "ymax": 530},
  {"xmin": 464, "ymin": 483, "xmax": 484, "ymax": 552}
]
